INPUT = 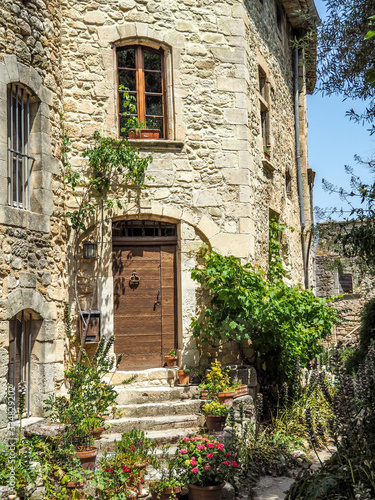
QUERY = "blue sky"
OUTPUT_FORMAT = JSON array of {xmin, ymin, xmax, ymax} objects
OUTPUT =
[{"xmin": 307, "ymin": 0, "xmax": 375, "ymax": 218}]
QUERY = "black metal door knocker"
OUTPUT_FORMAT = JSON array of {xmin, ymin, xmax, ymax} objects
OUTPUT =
[{"xmin": 129, "ymin": 269, "xmax": 140, "ymax": 288}]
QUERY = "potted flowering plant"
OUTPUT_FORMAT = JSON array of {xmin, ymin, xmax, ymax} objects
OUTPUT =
[
  {"xmin": 201, "ymin": 400, "xmax": 230, "ymax": 432},
  {"xmin": 165, "ymin": 348, "xmax": 178, "ymax": 367},
  {"xmin": 201, "ymin": 362, "xmax": 235, "ymax": 404},
  {"xmin": 115, "ymin": 429, "xmax": 158, "ymax": 470},
  {"xmin": 174, "ymin": 435, "xmax": 239, "ymax": 500},
  {"xmin": 93, "ymin": 452, "xmax": 143, "ymax": 499}
]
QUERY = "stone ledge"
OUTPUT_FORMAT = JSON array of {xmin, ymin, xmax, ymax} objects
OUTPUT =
[
  {"xmin": 262, "ymin": 158, "xmax": 275, "ymax": 173},
  {"xmin": 0, "ymin": 206, "xmax": 50, "ymax": 233},
  {"xmin": 128, "ymin": 139, "xmax": 184, "ymax": 152}
]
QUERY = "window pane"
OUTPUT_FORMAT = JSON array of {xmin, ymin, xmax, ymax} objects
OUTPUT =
[
  {"xmin": 119, "ymin": 92, "xmax": 137, "ymax": 113},
  {"xmin": 119, "ymin": 70, "xmax": 136, "ymax": 91},
  {"xmin": 145, "ymin": 72, "xmax": 162, "ymax": 93},
  {"xmin": 145, "ymin": 94, "xmax": 163, "ymax": 116},
  {"xmin": 143, "ymin": 50, "xmax": 161, "ymax": 71},
  {"xmin": 118, "ymin": 49, "xmax": 136, "ymax": 68}
]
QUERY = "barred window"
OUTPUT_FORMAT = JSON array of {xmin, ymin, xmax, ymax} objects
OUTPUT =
[{"xmin": 8, "ymin": 84, "xmax": 35, "ymax": 210}]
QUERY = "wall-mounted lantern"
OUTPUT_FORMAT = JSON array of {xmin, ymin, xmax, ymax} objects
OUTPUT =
[{"xmin": 83, "ymin": 240, "xmax": 97, "ymax": 259}]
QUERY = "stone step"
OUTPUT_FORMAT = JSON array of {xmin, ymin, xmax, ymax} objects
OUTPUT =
[
  {"xmin": 104, "ymin": 413, "xmax": 204, "ymax": 434},
  {"xmin": 114, "ymin": 385, "xmax": 200, "ymax": 405},
  {"xmin": 116, "ymin": 399, "xmax": 202, "ymax": 418},
  {"xmin": 105, "ymin": 368, "xmax": 181, "ymax": 387},
  {"xmin": 96, "ymin": 428, "xmax": 200, "ymax": 452}
]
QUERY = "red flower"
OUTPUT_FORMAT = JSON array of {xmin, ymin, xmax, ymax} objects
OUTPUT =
[
  {"xmin": 191, "ymin": 467, "xmax": 199, "ymax": 474},
  {"xmin": 141, "ymin": 479, "xmax": 145, "ymax": 484},
  {"xmin": 190, "ymin": 460, "xmax": 197, "ymax": 466},
  {"xmin": 231, "ymin": 461, "xmax": 239, "ymax": 468},
  {"xmin": 207, "ymin": 443, "xmax": 215, "ymax": 448},
  {"xmin": 216, "ymin": 443, "xmax": 224, "ymax": 451},
  {"xmin": 223, "ymin": 461, "xmax": 231, "ymax": 466},
  {"xmin": 123, "ymin": 467, "xmax": 130, "ymax": 472},
  {"xmin": 179, "ymin": 448, "xmax": 188, "ymax": 454},
  {"xmin": 206, "ymin": 453, "xmax": 214, "ymax": 459},
  {"xmin": 197, "ymin": 444, "xmax": 206, "ymax": 450},
  {"xmin": 182, "ymin": 437, "xmax": 190, "ymax": 442},
  {"xmin": 130, "ymin": 445, "xmax": 135, "ymax": 451},
  {"xmin": 191, "ymin": 456, "xmax": 196, "ymax": 460},
  {"xmin": 225, "ymin": 452, "xmax": 231, "ymax": 457},
  {"xmin": 204, "ymin": 465, "xmax": 211, "ymax": 471}
]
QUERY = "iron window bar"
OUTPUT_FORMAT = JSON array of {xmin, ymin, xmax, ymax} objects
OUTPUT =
[{"xmin": 8, "ymin": 84, "xmax": 35, "ymax": 211}]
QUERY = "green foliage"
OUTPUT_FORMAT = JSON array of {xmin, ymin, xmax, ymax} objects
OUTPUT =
[
  {"xmin": 191, "ymin": 221, "xmax": 340, "ymax": 387},
  {"xmin": 317, "ymin": 0, "xmax": 375, "ymax": 131},
  {"xmin": 346, "ymin": 297, "xmax": 375, "ymax": 372},
  {"xmin": 149, "ymin": 445, "xmax": 183, "ymax": 500},
  {"xmin": 202, "ymin": 400, "xmax": 230, "ymax": 417},
  {"xmin": 114, "ymin": 429, "xmax": 158, "ymax": 468},
  {"xmin": 286, "ymin": 347, "xmax": 375, "ymax": 499},
  {"xmin": 44, "ymin": 336, "xmax": 129, "ymax": 444}
]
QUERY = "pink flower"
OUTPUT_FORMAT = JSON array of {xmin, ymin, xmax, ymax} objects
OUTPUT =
[
  {"xmin": 225, "ymin": 452, "xmax": 231, "ymax": 457},
  {"xmin": 197, "ymin": 436, "xmax": 202, "ymax": 439},
  {"xmin": 179, "ymin": 448, "xmax": 188, "ymax": 454},
  {"xmin": 231, "ymin": 461, "xmax": 239, "ymax": 468},
  {"xmin": 123, "ymin": 467, "xmax": 130, "ymax": 472},
  {"xmin": 223, "ymin": 461, "xmax": 231, "ymax": 466},
  {"xmin": 197, "ymin": 444, "xmax": 206, "ymax": 450},
  {"xmin": 204, "ymin": 465, "xmax": 211, "ymax": 471},
  {"xmin": 191, "ymin": 456, "xmax": 196, "ymax": 461},
  {"xmin": 216, "ymin": 444, "xmax": 224, "ymax": 451},
  {"xmin": 202, "ymin": 437, "xmax": 209, "ymax": 442},
  {"xmin": 207, "ymin": 443, "xmax": 215, "ymax": 448},
  {"xmin": 191, "ymin": 467, "xmax": 199, "ymax": 474},
  {"xmin": 141, "ymin": 479, "xmax": 145, "ymax": 484},
  {"xmin": 206, "ymin": 453, "xmax": 214, "ymax": 459},
  {"xmin": 190, "ymin": 460, "xmax": 197, "ymax": 466},
  {"xmin": 130, "ymin": 445, "xmax": 135, "ymax": 451},
  {"xmin": 182, "ymin": 437, "xmax": 190, "ymax": 442}
]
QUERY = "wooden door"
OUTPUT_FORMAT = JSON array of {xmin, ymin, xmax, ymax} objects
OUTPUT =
[{"xmin": 113, "ymin": 245, "xmax": 177, "ymax": 370}]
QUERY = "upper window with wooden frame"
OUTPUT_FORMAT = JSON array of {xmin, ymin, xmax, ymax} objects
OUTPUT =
[{"xmin": 117, "ymin": 45, "xmax": 166, "ymax": 139}]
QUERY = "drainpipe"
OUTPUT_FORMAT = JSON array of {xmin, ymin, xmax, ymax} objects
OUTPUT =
[{"xmin": 294, "ymin": 46, "xmax": 307, "ymax": 288}]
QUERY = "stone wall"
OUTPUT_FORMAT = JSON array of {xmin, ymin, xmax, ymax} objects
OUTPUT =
[
  {"xmin": 315, "ymin": 247, "xmax": 375, "ymax": 343},
  {"xmin": 61, "ymin": 0, "xmax": 315, "ymax": 365},
  {"xmin": 0, "ymin": 0, "xmax": 66, "ymax": 433}
]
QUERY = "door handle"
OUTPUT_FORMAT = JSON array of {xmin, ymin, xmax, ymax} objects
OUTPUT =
[{"xmin": 154, "ymin": 290, "xmax": 161, "ymax": 310}]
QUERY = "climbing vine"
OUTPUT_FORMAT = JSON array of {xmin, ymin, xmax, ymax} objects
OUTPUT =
[{"xmin": 191, "ymin": 220, "xmax": 341, "ymax": 387}]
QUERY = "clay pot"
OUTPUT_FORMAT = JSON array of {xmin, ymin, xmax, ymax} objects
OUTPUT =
[
  {"xmin": 128, "ymin": 129, "xmax": 160, "ymax": 140},
  {"xmin": 234, "ymin": 385, "xmax": 248, "ymax": 398},
  {"xmin": 188, "ymin": 482, "xmax": 225, "ymax": 500},
  {"xmin": 178, "ymin": 370, "xmax": 190, "ymax": 385},
  {"xmin": 217, "ymin": 391, "xmax": 235, "ymax": 405},
  {"xmin": 205, "ymin": 415, "xmax": 226, "ymax": 432},
  {"xmin": 165, "ymin": 355, "xmax": 178, "ymax": 367},
  {"xmin": 74, "ymin": 446, "xmax": 98, "ymax": 471},
  {"xmin": 92, "ymin": 426, "xmax": 105, "ymax": 439},
  {"xmin": 151, "ymin": 485, "xmax": 182, "ymax": 500}
]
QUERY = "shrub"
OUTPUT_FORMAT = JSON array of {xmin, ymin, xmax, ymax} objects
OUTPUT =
[
  {"xmin": 285, "ymin": 346, "xmax": 375, "ymax": 499},
  {"xmin": 346, "ymin": 297, "xmax": 375, "ymax": 373}
]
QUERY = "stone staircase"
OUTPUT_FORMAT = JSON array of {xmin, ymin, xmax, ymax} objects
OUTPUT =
[{"xmin": 97, "ymin": 367, "xmax": 204, "ymax": 451}]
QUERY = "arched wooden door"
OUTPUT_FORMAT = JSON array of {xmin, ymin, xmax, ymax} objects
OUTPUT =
[{"xmin": 112, "ymin": 221, "xmax": 177, "ymax": 370}]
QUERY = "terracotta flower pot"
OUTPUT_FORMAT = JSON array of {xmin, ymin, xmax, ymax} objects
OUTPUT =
[
  {"xmin": 128, "ymin": 129, "xmax": 160, "ymax": 140},
  {"xmin": 205, "ymin": 415, "xmax": 226, "ymax": 432},
  {"xmin": 92, "ymin": 425, "xmax": 105, "ymax": 439},
  {"xmin": 217, "ymin": 391, "xmax": 235, "ymax": 405},
  {"xmin": 165, "ymin": 355, "xmax": 178, "ymax": 367},
  {"xmin": 74, "ymin": 446, "xmax": 98, "ymax": 471},
  {"xmin": 151, "ymin": 485, "xmax": 182, "ymax": 500},
  {"xmin": 178, "ymin": 370, "xmax": 190, "ymax": 385},
  {"xmin": 188, "ymin": 482, "xmax": 225, "ymax": 500},
  {"xmin": 200, "ymin": 390, "xmax": 210, "ymax": 399},
  {"xmin": 234, "ymin": 385, "xmax": 248, "ymax": 398}
]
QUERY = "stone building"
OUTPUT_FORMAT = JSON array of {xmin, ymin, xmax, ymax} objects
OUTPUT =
[
  {"xmin": 315, "ymin": 222, "xmax": 375, "ymax": 343},
  {"xmin": 0, "ymin": 0, "xmax": 318, "ymax": 432}
]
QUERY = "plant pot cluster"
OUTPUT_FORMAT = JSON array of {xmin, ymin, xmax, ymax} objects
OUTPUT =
[{"xmin": 128, "ymin": 129, "xmax": 160, "ymax": 140}]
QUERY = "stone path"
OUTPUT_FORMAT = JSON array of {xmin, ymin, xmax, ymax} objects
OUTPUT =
[{"xmin": 249, "ymin": 447, "xmax": 335, "ymax": 500}]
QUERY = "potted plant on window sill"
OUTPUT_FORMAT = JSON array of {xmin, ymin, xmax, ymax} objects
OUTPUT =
[
  {"xmin": 128, "ymin": 120, "xmax": 160, "ymax": 140},
  {"xmin": 263, "ymin": 146, "xmax": 271, "ymax": 161}
]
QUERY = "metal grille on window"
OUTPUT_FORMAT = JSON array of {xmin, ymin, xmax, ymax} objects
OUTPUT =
[
  {"xmin": 8, "ymin": 84, "xmax": 34, "ymax": 210},
  {"xmin": 7, "ymin": 311, "xmax": 33, "ymax": 417},
  {"xmin": 113, "ymin": 220, "xmax": 177, "ymax": 238}
]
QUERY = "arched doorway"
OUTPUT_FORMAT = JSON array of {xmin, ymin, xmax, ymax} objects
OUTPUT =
[{"xmin": 112, "ymin": 220, "xmax": 178, "ymax": 370}]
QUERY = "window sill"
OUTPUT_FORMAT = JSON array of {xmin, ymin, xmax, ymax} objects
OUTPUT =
[
  {"xmin": 0, "ymin": 206, "xmax": 50, "ymax": 233},
  {"xmin": 262, "ymin": 158, "xmax": 275, "ymax": 173},
  {"xmin": 128, "ymin": 139, "xmax": 184, "ymax": 152}
]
